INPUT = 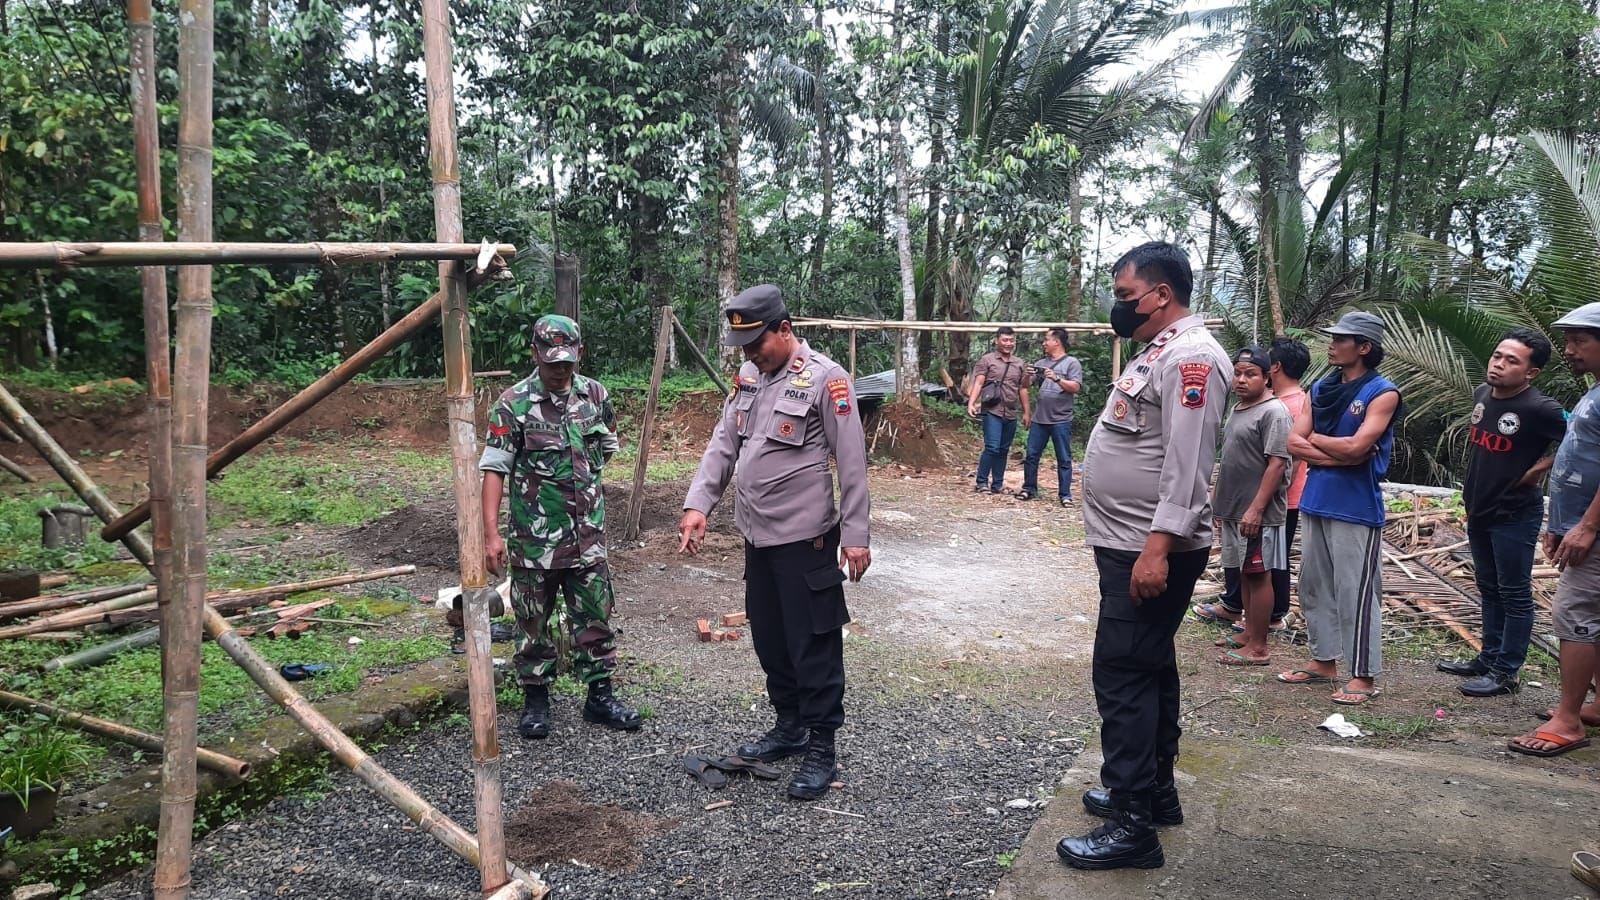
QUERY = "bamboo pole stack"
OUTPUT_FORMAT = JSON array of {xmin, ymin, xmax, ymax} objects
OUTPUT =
[
  {"xmin": 420, "ymin": 0, "xmax": 517, "ymax": 892},
  {"xmin": 0, "ymin": 690, "xmax": 249, "ymax": 781}
]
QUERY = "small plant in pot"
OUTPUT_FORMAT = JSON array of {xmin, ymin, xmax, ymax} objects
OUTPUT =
[{"xmin": 0, "ymin": 715, "xmax": 98, "ymax": 840}]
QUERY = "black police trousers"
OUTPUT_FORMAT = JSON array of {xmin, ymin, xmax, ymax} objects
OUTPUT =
[
  {"xmin": 1091, "ymin": 545, "xmax": 1211, "ymax": 800},
  {"xmin": 744, "ymin": 524, "xmax": 851, "ymax": 731}
]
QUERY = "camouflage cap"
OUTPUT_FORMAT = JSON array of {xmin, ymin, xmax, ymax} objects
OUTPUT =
[{"xmin": 533, "ymin": 314, "xmax": 581, "ymax": 363}]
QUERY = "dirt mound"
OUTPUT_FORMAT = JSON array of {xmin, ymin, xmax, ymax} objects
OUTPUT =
[
  {"xmin": 603, "ymin": 478, "xmax": 737, "ymax": 536},
  {"xmin": 865, "ymin": 403, "xmax": 947, "ymax": 470},
  {"xmin": 348, "ymin": 501, "xmax": 460, "ymax": 570},
  {"xmin": 505, "ymin": 781, "xmax": 676, "ymax": 871}
]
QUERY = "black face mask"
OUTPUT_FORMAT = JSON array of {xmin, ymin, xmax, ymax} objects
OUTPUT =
[{"xmin": 1109, "ymin": 300, "xmax": 1151, "ymax": 339}]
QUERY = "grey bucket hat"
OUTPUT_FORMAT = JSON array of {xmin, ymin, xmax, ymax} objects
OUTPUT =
[{"xmin": 1322, "ymin": 311, "xmax": 1386, "ymax": 347}]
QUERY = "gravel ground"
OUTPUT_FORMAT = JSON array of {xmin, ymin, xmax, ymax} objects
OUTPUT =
[{"xmin": 91, "ymin": 679, "xmax": 1084, "ymax": 900}]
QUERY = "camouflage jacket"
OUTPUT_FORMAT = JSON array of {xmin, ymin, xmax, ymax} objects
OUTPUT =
[{"xmin": 478, "ymin": 373, "xmax": 620, "ymax": 569}]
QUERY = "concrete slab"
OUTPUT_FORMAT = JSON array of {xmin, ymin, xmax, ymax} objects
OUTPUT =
[{"xmin": 996, "ymin": 740, "xmax": 1600, "ymax": 900}]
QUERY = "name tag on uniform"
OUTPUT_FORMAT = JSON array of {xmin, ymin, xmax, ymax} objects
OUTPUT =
[{"xmin": 783, "ymin": 388, "xmax": 812, "ymax": 402}]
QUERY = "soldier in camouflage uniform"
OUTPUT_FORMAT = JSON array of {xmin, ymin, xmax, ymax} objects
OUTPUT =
[{"xmin": 479, "ymin": 314, "xmax": 642, "ymax": 739}]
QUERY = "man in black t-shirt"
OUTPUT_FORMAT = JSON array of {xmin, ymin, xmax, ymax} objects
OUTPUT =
[{"xmin": 1439, "ymin": 328, "xmax": 1568, "ymax": 696}]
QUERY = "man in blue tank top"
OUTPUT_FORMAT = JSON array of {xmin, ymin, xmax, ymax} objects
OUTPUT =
[{"xmin": 1280, "ymin": 311, "xmax": 1401, "ymax": 705}]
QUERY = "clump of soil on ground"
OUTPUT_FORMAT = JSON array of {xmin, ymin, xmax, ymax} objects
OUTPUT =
[
  {"xmin": 865, "ymin": 403, "xmax": 947, "ymax": 469},
  {"xmin": 348, "ymin": 501, "xmax": 460, "ymax": 570},
  {"xmin": 505, "ymin": 781, "xmax": 677, "ymax": 871}
]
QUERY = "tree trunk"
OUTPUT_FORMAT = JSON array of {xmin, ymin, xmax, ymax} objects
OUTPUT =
[
  {"xmin": 998, "ymin": 231, "xmax": 1025, "ymax": 320},
  {"xmin": 1261, "ymin": 194, "xmax": 1286, "ymax": 338},
  {"xmin": 35, "ymin": 271, "xmax": 56, "ymax": 369},
  {"xmin": 715, "ymin": 37, "xmax": 742, "ymax": 367},
  {"xmin": 1363, "ymin": 0, "xmax": 1397, "ymax": 292},
  {"xmin": 807, "ymin": 0, "xmax": 832, "ymax": 308},
  {"xmin": 889, "ymin": 0, "xmax": 919, "ymax": 407},
  {"xmin": 918, "ymin": 9, "xmax": 950, "ymax": 367},
  {"xmin": 1067, "ymin": 170, "xmax": 1083, "ymax": 321},
  {"xmin": 1379, "ymin": 0, "xmax": 1421, "ymax": 293}
]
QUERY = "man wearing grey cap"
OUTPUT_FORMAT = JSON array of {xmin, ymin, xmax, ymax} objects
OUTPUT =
[
  {"xmin": 1509, "ymin": 302, "xmax": 1600, "ymax": 757},
  {"xmin": 680, "ymin": 284, "xmax": 872, "ymax": 800},
  {"xmin": 1281, "ymin": 311, "xmax": 1401, "ymax": 705}
]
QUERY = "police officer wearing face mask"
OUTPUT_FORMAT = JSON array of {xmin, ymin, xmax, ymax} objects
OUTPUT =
[{"xmin": 1057, "ymin": 241, "xmax": 1230, "ymax": 871}]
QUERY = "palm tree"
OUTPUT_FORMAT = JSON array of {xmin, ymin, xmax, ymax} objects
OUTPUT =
[
  {"xmin": 940, "ymin": 0, "xmax": 1179, "ymax": 385},
  {"xmin": 1377, "ymin": 131, "xmax": 1598, "ymax": 479}
]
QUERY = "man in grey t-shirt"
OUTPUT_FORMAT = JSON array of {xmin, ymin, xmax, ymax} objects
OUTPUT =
[
  {"xmin": 1020, "ymin": 327, "xmax": 1083, "ymax": 505},
  {"xmin": 1211, "ymin": 346, "xmax": 1292, "ymax": 667}
]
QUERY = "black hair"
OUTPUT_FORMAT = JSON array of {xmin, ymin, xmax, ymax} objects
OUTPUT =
[
  {"xmin": 996, "ymin": 326, "xmax": 1016, "ymax": 337},
  {"xmin": 1268, "ymin": 336, "xmax": 1311, "ymax": 379},
  {"xmin": 1501, "ymin": 327, "xmax": 1553, "ymax": 369},
  {"xmin": 1111, "ymin": 241, "xmax": 1193, "ymax": 307},
  {"xmin": 1047, "ymin": 327, "xmax": 1070, "ymax": 346},
  {"xmin": 1361, "ymin": 342, "xmax": 1385, "ymax": 369}
]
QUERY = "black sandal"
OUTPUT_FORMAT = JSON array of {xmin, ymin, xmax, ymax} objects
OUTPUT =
[{"xmin": 682, "ymin": 755, "xmax": 729, "ymax": 788}]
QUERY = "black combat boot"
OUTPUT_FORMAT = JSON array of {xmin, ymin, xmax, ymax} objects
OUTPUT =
[
  {"xmin": 517, "ymin": 684, "xmax": 550, "ymax": 740},
  {"xmin": 786, "ymin": 729, "xmax": 837, "ymax": 801},
  {"xmin": 582, "ymin": 678, "xmax": 643, "ymax": 731},
  {"xmin": 1056, "ymin": 791, "xmax": 1164, "ymax": 870},
  {"xmin": 734, "ymin": 714, "xmax": 810, "ymax": 762},
  {"xmin": 1081, "ymin": 758, "xmax": 1183, "ymax": 825}
]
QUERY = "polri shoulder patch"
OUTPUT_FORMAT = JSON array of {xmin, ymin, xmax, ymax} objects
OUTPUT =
[
  {"xmin": 1179, "ymin": 362, "xmax": 1212, "ymax": 410},
  {"xmin": 827, "ymin": 378, "xmax": 851, "ymax": 416}
]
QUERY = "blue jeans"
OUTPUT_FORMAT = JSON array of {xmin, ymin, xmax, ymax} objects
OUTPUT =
[
  {"xmin": 1022, "ymin": 421, "xmax": 1073, "ymax": 499},
  {"xmin": 975, "ymin": 413, "xmax": 1018, "ymax": 490},
  {"xmin": 1467, "ymin": 510, "xmax": 1543, "ymax": 676}
]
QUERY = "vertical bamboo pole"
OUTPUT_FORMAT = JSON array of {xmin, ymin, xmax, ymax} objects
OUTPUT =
[
  {"xmin": 1111, "ymin": 335, "xmax": 1121, "ymax": 376},
  {"xmin": 128, "ymin": 0, "xmax": 179, "ymax": 878},
  {"xmin": 153, "ymin": 0, "xmax": 213, "ymax": 891},
  {"xmin": 849, "ymin": 328, "xmax": 857, "ymax": 380},
  {"xmin": 625, "ymin": 306, "xmax": 673, "ymax": 543},
  {"xmin": 420, "ymin": 0, "xmax": 509, "ymax": 891}
]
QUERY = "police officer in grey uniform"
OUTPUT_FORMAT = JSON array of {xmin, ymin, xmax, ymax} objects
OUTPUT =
[
  {"xmin": 1058, "ymin": 242, "xmax": 1230, "ymax": 871},
  {"xmin": 680, "ymin": 284, "xmax": 872, "ymax": 801}
]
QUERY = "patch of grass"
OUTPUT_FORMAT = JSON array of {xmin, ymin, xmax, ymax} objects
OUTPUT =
[
  {"xmin": 1384, "ymin": 623, "xmax": 1468, "ymax": 661},
  {"xmin": 2, "ymin": 631, "xmax": 448, "ymax": 738},
  {"xmin": 1, "ymin": 368, "xmax": 142, "ymax": 395},
  {"xmin": 606, "ymin": 445, "xmax": 703, "ymax": 483},
  {"xmin": 207, "ymin": 549, "xmax": 350, "ymax": 589},
  {"xmin": 995, "ymin": 849, "xmax": 1019, "ymax": 868},
  {"xmin": 1345, "ymin": 711, "xmax": 1438, "ymax": 741},
  {"xmin": 208, "ymin": 454, "xmax": 402, "ymax": 527},
  {"xmin": 1254, "ymin": 733, "xmax": 1286, "ymax": 747},
  {"xmin": 0, "ymin": 490, "xmax": 119, "ymax": 572},
  {"xmin": 393, "ymin": 450, "xmax": 452, "ymax": 476}
]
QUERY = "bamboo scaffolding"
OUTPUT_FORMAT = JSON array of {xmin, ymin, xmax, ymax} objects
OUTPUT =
[
  {"xmin": 670, "ymin": 312, "xmax": 729, "ymax": 394},
  {"xmin": 0, "ymin": 419, "xmax": 20, "ymax": 442},
  {"xmin": 101, "ymin": 291, "xmax": 446, "ymax": 542},
  {"xmin": 420, "ymin": 0, "xmax": 513, "ymax": 891},
  {"xmin": 0, "ymin": 241, "xmax": 516, "ymax": 270},
  {"xmin": 0, "ymin": 567, "xmax": 414, "ymax": 641},
  {"xmin": 0, "ymin": 689, "xmax": 249, "ymax": 781},
  {"xmin": 0, "ymin": 453, "xmax": 35, "ymax": 482},
  {"xmin": 0, "ymin": 383, "xmax": 154, "ymax": 567},
  {"xmin": 0, "ymin": 583, "xmax": 149, "ymax": 622},
  {"xmin": 155, "ymin": 1, "xmax": 217, "ymax": 887}
]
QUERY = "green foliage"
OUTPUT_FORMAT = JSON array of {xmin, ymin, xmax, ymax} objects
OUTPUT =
[
  {"xmin": 0, "ymin": 715, "xmax": 101, "ymax": 807},
  {"xmin": 0, "ymin": 489, "xmax": 118, "ymax": 572},
  {"xmin": 208, "ymin": 454, "xmax": 403, "ymax": 527}
]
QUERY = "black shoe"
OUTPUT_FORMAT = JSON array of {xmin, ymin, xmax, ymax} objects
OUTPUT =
[
  {"xmin": 787, "ymin": 730, "xmax": 837, "ymax": 801},
  {"xmin": 1437, "ymin": 658, "xmax": 1488, "ymax": 677},
  {"xmin": 734, "ymin": 716, "xmax": 810, "ymax": 763},
  {"xmin": 1460, "ymin": 672, "xmax": 1519, "ymax": 697},
  {"xmin": 1082, "ymin": 783, "xmax": 1183, "ymax": 826},
  {"xmin": 1056, "ymin": 794, "xmax": 1164, "ymax": 870},
  {"xmin": 582, "ymin": 678, "xmax": 642, "ymax": 731},
  {"xmin": 517, "ymin": 685, "xmax": 550, "ymax": 740}
]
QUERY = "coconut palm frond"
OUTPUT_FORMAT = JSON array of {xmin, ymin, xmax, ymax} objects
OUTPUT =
[
  {"xmin": 1517, "ymin": 131, "xmax": 1600, "ymax": 314},
  {"xmin": 1377, "ymin": 311, "xmax": 1479, "ymax": 425}
]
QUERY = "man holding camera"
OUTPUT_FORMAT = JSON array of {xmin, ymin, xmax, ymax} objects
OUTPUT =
[{"xmin": 1020, "ymin": 327, "xmax": 1083, "ymax": 506}]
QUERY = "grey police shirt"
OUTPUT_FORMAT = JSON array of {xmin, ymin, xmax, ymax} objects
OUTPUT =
[
  {"xmin": 1081, "ymin": 315, "xmax": 1231, "ymax": 553},
  {"xmin": 684, "ymin": 340, "xmax": 872, "ymax": 549}
]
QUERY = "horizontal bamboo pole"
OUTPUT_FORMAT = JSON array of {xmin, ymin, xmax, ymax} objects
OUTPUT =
[
  {"xmin": 0, "ymin": 583, "xmax": 149, "ymax": 622},
  {"xmin": 0, "ymin": 241, "xmax": 516, "ymax": 270},
  {"xmin": 202, "ymin": 604, "xmax": 548, "ymax": 896},
  {"xmin": 0, "ymin": 565, "xmax": 414, "ymax": 640},
  {"xmin": 102, "ymin": 291, "xmax": 446, "ymax": 542},
  {"xmin": 0, "ymin": 689, "xmax": 249, "ymax": 780}
]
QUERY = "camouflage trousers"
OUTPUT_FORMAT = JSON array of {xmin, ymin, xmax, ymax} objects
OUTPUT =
[{"xmin": 509, "ymin": 563, "xmax": 618, "ymax": 687}]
